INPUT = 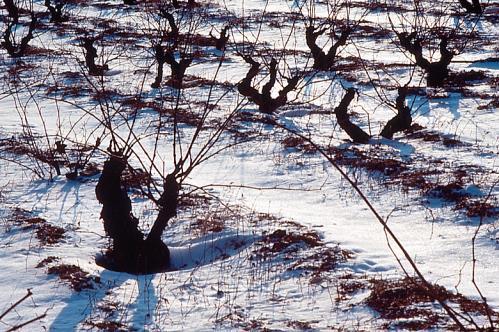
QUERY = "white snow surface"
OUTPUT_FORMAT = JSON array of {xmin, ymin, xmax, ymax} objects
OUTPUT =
[{"xmin": 0, "ymin": 0, "xmax": 498, "ymax": 330}]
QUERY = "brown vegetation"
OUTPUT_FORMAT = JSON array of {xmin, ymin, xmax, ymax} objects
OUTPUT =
[
  {"xmin": 11, "ymin": 208, "xmax": 65, "ymax": 245},
  {"xmin": 48, "ymin": 264, "xmax": 96, "ymax": 291},
  {"xmin": 366, "ymin": 277, "xmax": 499, "ymax": 329}
]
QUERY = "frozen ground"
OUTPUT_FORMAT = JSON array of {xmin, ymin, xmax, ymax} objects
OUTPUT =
[{"xmin": 1, "ymin": 0, "xmax": 498, "ymax": 330}]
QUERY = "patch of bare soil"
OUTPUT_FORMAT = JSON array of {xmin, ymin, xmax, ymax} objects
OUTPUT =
[
  {"xmin": 0, "ymin": 137, "xmax": 61, "ymax": 171},
  {"xmin": 350, "ymin": 0, "xmax": 406, "ymax": 12},
  {"xmin": 10, "ymin": 208, "xmax": 65, "ymax": 245},
  {"xmin": 6, "ymin": 62, "xmax": 37, "ymax": 77},
  {"xmin": 158, "ymin": 106, "xmax": 204, "ymax": 127},
  {"xmin": 337, "ymin": 274, "xmax": 368, "ymax": 301},
  {"xmin": 36, "ymin": 256, "xmax": 60, "ymax": 268},
  {"xmin": 121, "ymin": 166, "xmax": 153, "ymax": 190},
  {"xmin": 253, "ymin": 228, "xmax": 321, "ymax": 258},
  {"xmin": 281, "ymin": 135, "xmax": 317, "ymax": 154},
  {"xmin": 327, "ymin": 145, "xmax": 406, "ymax": 176},
  {"xmin": 181, "ymin": 75, "xmax": 235, "ymax": 89},
  {"xmin": 215, "ymin": 310, "xmax": 268, "ymax": 331},
  {"xmin": 84, "ymin": 320, "xmax": 129, "ymax": 332},
  {"xmin": 366, "ymin": 277, "xmax": 499, "ymax": 330},
  {"xmin": 286, "ymin": 319, "xmax": 317, "ymax": 330},
  {"xmin": 45, "ymin": 83, "xmax": 92, "ymax": 98},
  {"xmin": 478, "ymin": 97, "xmax": 499, "ymax": 110},
  {"xmin": 47, "ymin": 264, "xmax": 98, "ymax": 292},
  {"xmin": 0, "ymin": 136, "xmax": 100, "ymax": 179},
  {"xmin": 36, "ymin": 224, "xmax": 66, "ymax": 245},
  {"xmin": 77, "ymin": 162, "xmax": 101, "ymax": 178},
  {"xmin": 397, "ymin": 165, "xmax": 498, "ymax": 218},
  {"xmin": 398, "ymin": 164, "xmax": 499, "ymax": 218},
  {"xmin": 175, "ymin": 192, "xmax": 235, "ymax": 236},
  {"xmin": 456, "ymin": 199, "xmax": 499, "ymax": 218},
  {"xmin": 191, "ymin": 214, "xmax": 226, "ymax": 235},
  {"xmin": 251, "ymin": 226, "xmax": 353, "ymax": 284},
  {"xmin": 405, "ymin": 123, "xmax": 469, "ymax": 147},
  {"xmin": 447, "ymin": 70, "xmax": 489, "ymax": 86},
  {"xmin": 290, "ymin": 246, "xmax": 353, "ymax": 284},
  {"xmin": 174, "ymin": 192, "xmax": 352, "ymax": 284},
  {"xmin": 235, "ymin": 111, "xmax": 277, "ymax": 126}
]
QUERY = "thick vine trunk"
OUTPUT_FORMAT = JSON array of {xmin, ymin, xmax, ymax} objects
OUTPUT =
[
  {"xmin": 2, "ymin": 16, "xmax": 37, "ymax": 58},
  {"xmin": 210, "ymin": 26, "xmax": 230, "ymax": 51},
  {"xmin": 397, "ymin": 32, "xmax": 454, "ymax": 87},
  {"xmin": 380, "ymin": 86, "xmax": 412, "ymax": 139},
  {"xmin": 151, "ymin": 45, "xmax": 166, "ymax": 88},
  {"xmin": 4, "ymin": 0, "xmax": 19, "ymax": 23},
  {"xmin": 305, "ymin": 25, "xmax": 349, "ymax": 71},
  {"xmin": 237, "ymin": 56, "xmax": 299, "ymax": 114},
  {"xmin": 334, "ymin": 88, "xmax": 370, "ymax": 144},
  {"xmin": 458, "ymin": 0, "xmax": 482, "ymax": 14},
  {"xmin": 45, "ymin": 0, "xmax": 67, "ymax": 23},
  {"xmin": 95, "ymin": 155, "xmax": 175, "ymax": 274},
  {"xmin": 164, "ymin": 51, "xmax": 192, "ymax": 89},
  {"xmin": 82, "ymin": 38, "xmax": 108, "ymax": 76}
]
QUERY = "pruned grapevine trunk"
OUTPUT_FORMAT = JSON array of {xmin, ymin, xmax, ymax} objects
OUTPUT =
[
  {"xmin": 45, "ymin": 0, "xmax": 67, "ymax": 23},
  {"xmin": 82, "ymin": 38, "xmax": 109, "ymax": 76},
  {"xmin": 334, "ymin": 88, "xmax": 370, "ymax": 144},
  {"xmin": 237, "ymin": 55, "xmax": 299, "ymax": 114},
  {"xmin": 2, "ymin": 15, "xmax": 37, "ymax": 58},
  {"xmin": 396, "ymin": 32, "xmax": 454, "ymax": 87},
  {"xmin": 380, "ymin": 86, "xmax": 412, "ymax": 139},
  {"xmin": 3, "ymin": 0, "xmax": 19, "ymax": 23},
  {"xmin": 305, "ymin": 24, "xmax": 349, "ymax": 71},
  {"xmin": 95, "ymin": 155, "xmax": 177, "ymax": 274},
  {"xmin": 458, "ymin": 0, "xmax": 482, "ymax": 14},
  {"xmin": 210, "ymin": 25, "xmax": 230, "ymax": 51}
]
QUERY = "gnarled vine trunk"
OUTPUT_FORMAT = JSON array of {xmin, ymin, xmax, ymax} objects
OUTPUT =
[
  {"xmin": 45, "ymin": 0, "xmax": 67, "ymax": 23},
  {"xmin": 3, "ymin": 0, "xmax": 19, "ymax": 23},
  {"xmin": 95, "ymin": 155, "xmax": 177, "ymax": 274},
  {"xmin": 334, "ymin": 88, "xmax": 370, "ymax": 144},
  {"xmin": 210, "ymin": 25, "xmax": 230, "ymax": 51},
  {"xmin": 237, "ymin": 56, "xmax": 299, "ymax": 114},
  {"xmin": 82, "ymin": 38, "xmax": 109, "ymax": 76},
  {"xmin": 305, "ymin": 24, "xmax": 349, "ymax": 71},
  {"xmin": 397, "ymin": 32, "xmax": 454, "ymax": 87},
  {"xmin": 380, "ymin": 86, "xmax": 412, "ymax": 139},
  {"xmin": 2, "ymin": 15, "xmax": 37, "ymax": 58},
  {"xmin": 458, "ymin": 0, "xmax": 482, "ymax": 14}
]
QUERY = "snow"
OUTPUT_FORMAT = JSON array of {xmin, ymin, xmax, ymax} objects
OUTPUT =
[{"xmin": 1, "ymin": 0, "xmax": 498, "ymax": 330}]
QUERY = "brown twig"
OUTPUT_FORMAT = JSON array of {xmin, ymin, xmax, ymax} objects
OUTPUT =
[{"xmin": 0, "ymin": 290, "xmax": 33, "ymax": 321}]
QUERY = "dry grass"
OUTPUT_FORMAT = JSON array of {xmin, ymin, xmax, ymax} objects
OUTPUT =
[
  {"xmin": 36, "ymin": 224, "xmax": 65, "ymax": 245},
  {"xmin": 286, "ymin": 320, "xmax": 315, "ymax": 330},
  {"xmin": 47, "ymin": 264, "xmax": 96, "ymax": 292},
  {"xmin": 323, "ymin": 141, "xmax": 498, "ymax": 220},
  {"xmin": 366, "ymin": 277, "xmax": 499, "ymax": 330},
  {"xmin": 281, "ymin": 136, "xmax": 317, "ymax": 154},
  {"xmin": 235, "ymin": 111, "xmax": 277, "ymax": 126},
  {"xmin": 84, "ymin": 320, "xmax": 129, "ymax": 331},
  {"xmin": 254, "ymin": 229, "xmax": 321, "ymax": 257},
  {"xmin": 447, "ymin": 70, "xmax": 489, "ymax": 86},
  {"xmin": 290, "ymin": 246, "xmax": 353, "ymax": 284},
  {"xmin": 457, "ymin": 199, "xmax": 499, "ymax": 218},
  {"xmin": 10, "ymin": 208, "xmax": 65, "ymax": 245},
  {"xmin": 337, "ymin": 274, "xmax": 368, "ymax": 300},
  {"xmin": 36, "ymin": 256, "xmax": 60, "ymax": 268},
  {"xmin": 250, "ymin": 226, "xmax": 353, "ymax": 284},
  {"xmin": 0, "ymin": 137, "xmax": 60, "ymax": 170},
  {"xmin": 327, "ymin": 146, "xmax": 406, "ymax": 176},
  {"xmin": 121, "ymin": 166, "xmax": 153, "ymax": 190}
]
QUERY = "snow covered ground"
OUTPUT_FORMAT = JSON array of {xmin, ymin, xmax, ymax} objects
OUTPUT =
[{"xmin": 1, "ymin": 0, "xmax": 498, "ymax": 330}]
